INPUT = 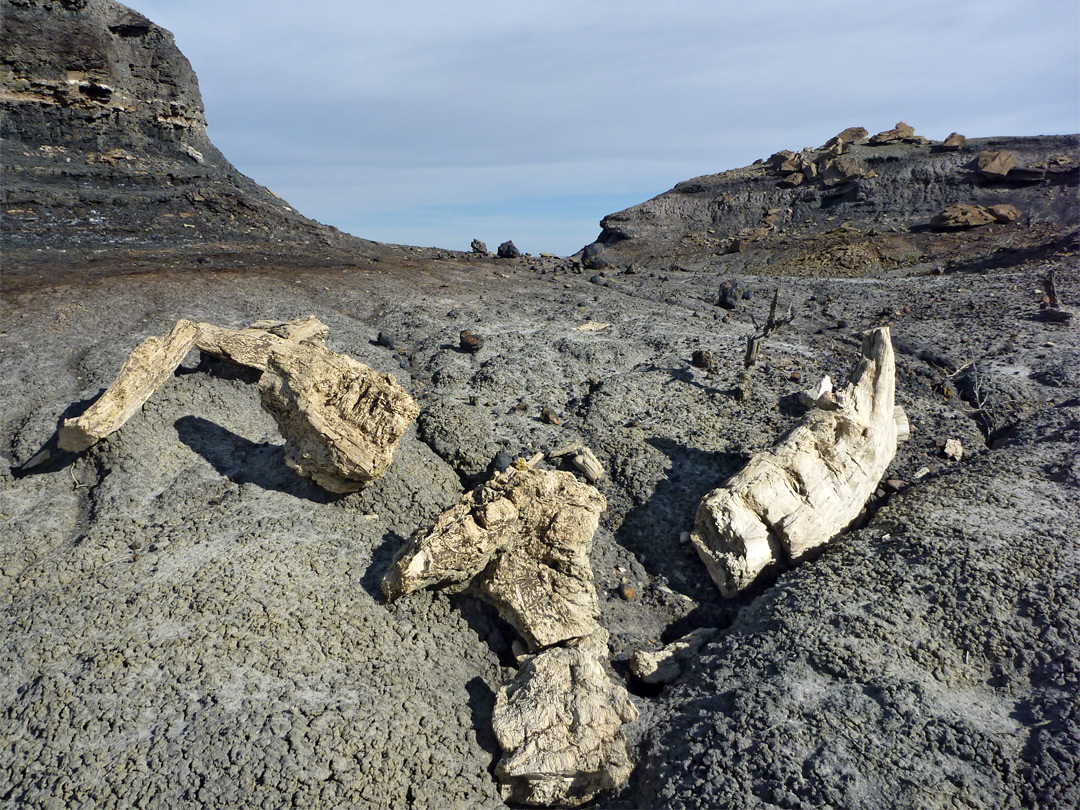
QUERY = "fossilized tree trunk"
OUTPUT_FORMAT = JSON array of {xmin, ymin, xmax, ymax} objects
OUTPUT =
[
  {"xmin": 58, "ymin": 320, "xmax": 201, "ymax": 452},
  {"xmin": 57, "ymin": 318, "xmax": 417, "ymax": 492},
  {"xmin": 692, "ymin": 326, "xmax": 900, "ymax": 596},
  {"xmin": 257, "ymin": 342, "xmax": 419, "ymax": 493},
  {"xmin": 383, "ymin": 462, "xmax": 637, "ymax": 805},
  {"xmin": 382, "ymin": 464, "xmax": 605, "ymax": 649},
  {"xmin": 493, "ymin": 636, "xmax": 639, "ymax": 807}
]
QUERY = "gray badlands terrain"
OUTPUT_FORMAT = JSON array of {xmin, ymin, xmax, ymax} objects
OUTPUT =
[{"xmin": 2, "ymin": 1, "xmax": 1078, "ymax": 808}]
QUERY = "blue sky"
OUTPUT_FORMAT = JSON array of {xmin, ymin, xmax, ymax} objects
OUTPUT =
[{"xmin": 136, "ymin": 0, "xmax": 1079, "ymax": 256}]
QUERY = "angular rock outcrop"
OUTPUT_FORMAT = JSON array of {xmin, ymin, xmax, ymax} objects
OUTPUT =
[
  {"xmin": 493, "ymin": 637, "xmax": 638, "ymax": 807},
  {"xmin": 58, "ymin": 318, "xmax": 417, "ymax": 492},
  {"xmin": 691, "ymin": 327, "xmax": 900, "ymax": 597},
  {"xmin": 977, "ymin": 149, "xmax": 1017, "ymax": 178}
]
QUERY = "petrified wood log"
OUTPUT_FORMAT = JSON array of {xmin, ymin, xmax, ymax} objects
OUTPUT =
[
  {"xmin": 691, "ymin": 326, "xmax": 899, "ymax": 596},
  {"xmin": 492, "ymin": 636, "xmax": 638, "ymax": 807},
  {"xmin": 257, "ymin": 342, "xmax": 419, "ymax": 493},
  {"xmin": 58, "ymin": 320, "xmax": 201, "ymax": 452},
  {"xmin": 382, "ymin": 463, "xmax": 605, "ymax": 649},
  {"xmin": 57, "ymin": 318, "xmax": 417, "ymax": 492},
  {"xmin": 194, "ymin": 317, "xmax": 328, "ymax": 370}
]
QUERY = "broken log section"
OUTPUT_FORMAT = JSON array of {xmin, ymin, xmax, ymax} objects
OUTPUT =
[
  {"xmin": 57, "ymin": 318, "xmax": 418, "ymax": 491},
  {"xmin": 692, "ymin": 326, "xmax": 902, "ymax": 597}
]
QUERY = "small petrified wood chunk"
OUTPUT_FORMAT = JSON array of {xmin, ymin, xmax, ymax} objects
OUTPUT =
[
  {"xmin": 692, "ymin": 326, "xmax": 898, "ymax": 596},
  {"xmin": 382, "ymin": 465, "xmax": 606, "ymax": 649},
  {"xmin": 58, "ymin": 320, "xmax": 201, "ymax": 452},
  {"xmin": 258, "ymin": 342, "xmax": 419, "ymax": 493},
  {"xmin": 194, "ymin": 317, "xmax": 327, "ymax": 370},
  {"xmin": 492, "ymin": 636, "xmax": 638, "ymax": 807}
]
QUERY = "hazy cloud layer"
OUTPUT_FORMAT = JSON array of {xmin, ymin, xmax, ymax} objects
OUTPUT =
[{"xmin": 137, "ymin": 0, "xmax": 1079, "ymax": 255}]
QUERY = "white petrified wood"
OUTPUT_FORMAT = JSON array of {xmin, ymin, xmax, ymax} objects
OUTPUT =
[
  {"xmin": 57, "ymin": 318, "xmax": 418, "ymax": 492},
  {"xmin": 383, "ymin": 462, "xmax": 638, "ymax": 805},
  {"xmin": 630, "ymin": 627, "xmax": 717, "ymax": 685},
  {"xmin": 382, "ymin": 463, "xmax": 606, "ymax": 649},
  {"xmin": 691, "ymin": 326, "xmax": 899, "ymax": 597},
  {"xmin": 492, "ymin": 633, "xmax": 639, "ymax": 807},
  {"xmin": 58, "ymin": 320, "xmax": 201, "ymax": 452},
  {"xmin": 257, "ymin": 341, "xmax": 419, "ymax": 493}
]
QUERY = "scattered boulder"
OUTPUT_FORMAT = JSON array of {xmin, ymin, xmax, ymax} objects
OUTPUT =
[
  {"xmin": 471, "ymin": 238, "xmax": 490, "ymax": 255},
  {"xmin": 492, "ymin": 637, "xmax": 638, "ymax": 807},
  {"xmin": 691, "ymin": 327, "xmax": 900, "ymax": 597},
  {"xmin": 581, "ymin": 242, "xmax": 610, "ymax": 270},
  {"xmin": 868, "ymin": 121, "xmax": 923, "ymax": 145},
  {"xmin": 976, "ymin": 150, "xmax": 1016, "ymax": 178},
  {"xmin": 717, "ymin": 279, "xmax": 742, "ymax": 309},
  {"xmin": 941, "ymin": 132, "xmax": 966, "ymax": 151},
  {"xmin": 931, "ymin": 203, "xmax": 999, "ymax": 230},
  {"xmin": 820, "ymin": 126, "xmax": 868, "ymax": 150},
  {"xmin": 497, "ymin": 240, "xmax": 521, "ymax": 259},
  {"xmin": 630, "ymin": 627, "xmax": 717, "ymax": 685}
]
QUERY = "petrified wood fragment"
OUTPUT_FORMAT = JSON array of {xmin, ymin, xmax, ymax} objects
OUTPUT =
[
  {"xmin": 382, "ymin": 464, "xmax": 605, "ymax": 649},
  {"xmin": 257, "ymin": 342, "xmax": 419, "ymax": 493},
  {"xmin": 692, "ymin": 327, "xmax": 899, "ymax": 597},
  {"xmin": 57, "ymin": 318, "xmax": 417, "ymax": 492},
  {"xmin": 58, "ymin": 320, "xmax": 201, "ymax": 452},
  {"xmin": 493, "ymin": 637, "xmax": 638, "ymax": 807}
]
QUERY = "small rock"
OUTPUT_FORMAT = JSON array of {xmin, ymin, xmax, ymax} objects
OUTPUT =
[
  {"xmin": 492, "ymin": 451, "xmax": 513, "ymax": 473},
  {"xmin": 691, "ymin": 349, "xmax": 715, "ymax": 370},
  {"xmin": 471, "ymin": 238, "xmax": 489, "ymax": 255},
  {"xmin": 717, "ymin": 279, "xmax": 741, "ymax": 309},
  {"xmin": 619, "ymin": 583, "xmax": 637, "ymax": 601},
  {"xmin": 589, "ymin": 274, "xmax": 606, "ymax": 285},
  {"xmin": 989, "ymin": 203, "xmax": 1021, "ymax": 223},
  {"xmin": 540, "ymin": 407, "xmax": 561, "ymax": 426},
  {"xmin": 459, "ymin": 329, "xmax": 483, "ymax": 353},
  {"xmin": 942, "ymin": 438, "xmax": 963, "ymax": 461},
  {"xmin": 912, "ymin": 466, "xmax": 931, "ymax": 480},
  {"xmin": 941, "ymin": 132, "xmax": 966, "ymax": 151},
  {"xmin": 976, "ymin": 150, "xmax": 1016, "ymax": 178},
  {"xmin": 883, "ymin": 479, "xmax": 906, "ymax": 493},
  {"xmin": 868, "ymin": 121, "xmax": 917, "ymax": 145},
  {"xmin": 497, "ymin": 240, "xmax": 521, "ymax": 259},
  {"xmin": 376, "ymin": 330, "xmax": 398, "ymax": 349}
]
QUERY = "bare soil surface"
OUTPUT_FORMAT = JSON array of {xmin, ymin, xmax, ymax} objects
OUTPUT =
[{"xmin": 2, "ymin": 216, "xmax": 1078, "ymax": 807}]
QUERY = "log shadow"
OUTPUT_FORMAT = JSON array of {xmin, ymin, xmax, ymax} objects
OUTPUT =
[
  {"xmin": 11, "ymin": 390, "xmax": 105, "ymax": 477},
  {"xmin": 465, "ymin": 676, "xmax": 501, "ymax": 775},
  {"xmin": 174, "ymin": 415, "xmax": 338, "ymax": 503},
  {"xmin": 613, "ymin": 437, "xmax": 749, "ymax": 625},
  {"xmin": 360, "ymin": 530, "xmax": 406, "ymax": 602}
]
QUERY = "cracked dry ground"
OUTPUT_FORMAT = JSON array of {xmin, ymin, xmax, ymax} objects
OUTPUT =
[{"xmin": 1, "ymin": 222, "xmax": 1078, "ymax": 808}]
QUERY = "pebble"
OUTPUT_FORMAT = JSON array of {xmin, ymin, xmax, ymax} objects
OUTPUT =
[
  {"xmin": 619, "ymin": 583, "xmax": 637, "ymax": 601},
  {"xmin": 459, "ymin": 329, "xmax": 483, "ymax": 353}
]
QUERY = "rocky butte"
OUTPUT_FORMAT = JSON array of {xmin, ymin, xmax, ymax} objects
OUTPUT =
[{"xmin": 2, "ymin": 1, "xmax": 1079, "ymax": 809}]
